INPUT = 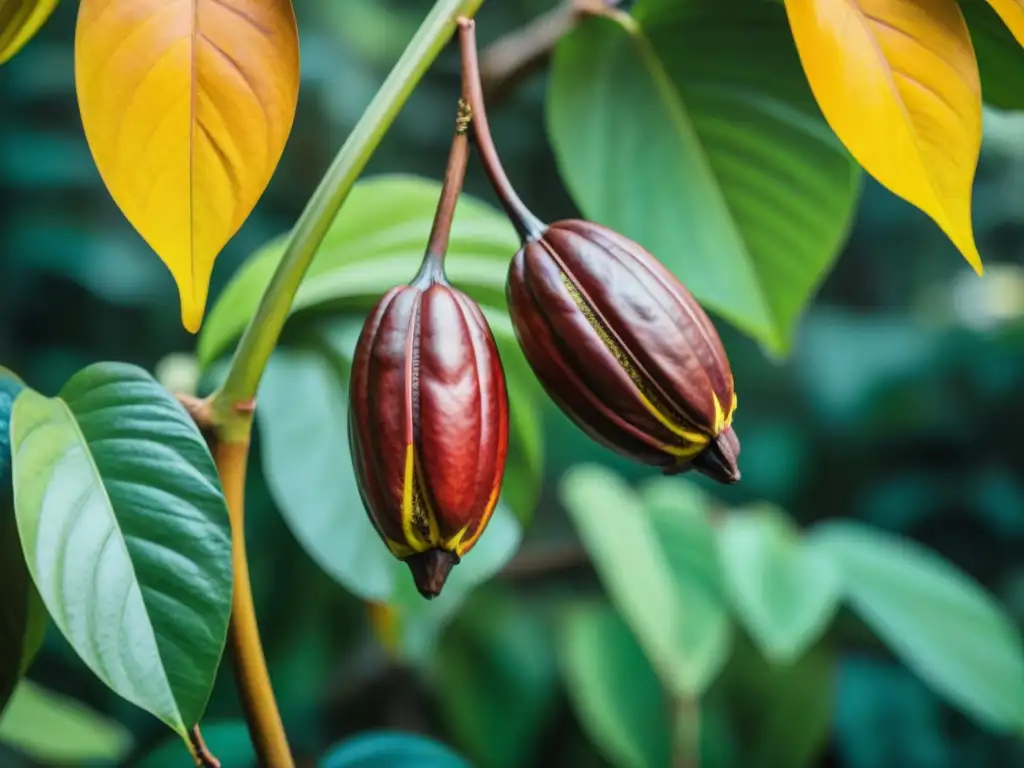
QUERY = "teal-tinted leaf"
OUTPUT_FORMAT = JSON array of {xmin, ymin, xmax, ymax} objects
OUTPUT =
[
  {"xmin": 560, "ymin": 466, "xmax": 730, "ymax": 696},
  {"xmin": 257, "ymin": 318, "xmax": 534, "ymax": 606},
  {"xmin": 715, "ymin": 504, "xmax": 840, "ymax": 663},
  {"xmin": 0, "ymin": 369, "xmax": 45, "ymax": 714},
  {"xmin": 559, "ymin": 602, "xmax": 671, "ymax": 768},
  {"xmin": 433, "ymin": 590, "xmax": 558, "ymax": 768},
  {"xmin": 197, "ymin": 174, "xmax": 520, "ymax": 368},
  {"xmin": 547, "ymin": 3, "xmax": 859, "ymax": 353},
  {"xmin": 137, "ymin": 721, "xmax": 255, "ymax": 768},
  {"xmin": 810, "ymin": 521, "xmax": 1024, "ymax": 731},
  {"xmin": 10, "ymin": 363, "xmax": 232, "ymax": 735},
  {"xmin": 962, "ymin": 0, "xmax": 1024, "ymax": 111},
  {"xmin": 320, "ymin": 730, "xmax": 470, "ymax": 768},
  {"xmin": 0, "ymin": 680, "xmax": 132, "ymax": 762}
]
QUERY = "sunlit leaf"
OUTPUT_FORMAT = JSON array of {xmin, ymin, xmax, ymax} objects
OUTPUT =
[
  {"xmin": 320, "ymin": 731, "xmax": 470, "ymax": 768},
  {"xmin": 784, "ymin": 0, "xmax": 984, "ymax": 272},
  {"xmin": 560, "ymin": 467, "xmax": 731, "ymax": 696},
  {"xmin": 0, "ymin": 370, "xmax": 45, "ymax": 715},
  {"xmin": 559, "ymin": 602, "xmax": 671, "ymax": 768},
  {"xmin": 549, "ymin": 2, "xmax": 860, "ymax": 354},
  {"xmin": 715, "ymin": 504, "xmax": 840, "ymax": 663},
  {"xmin": 74, "ymin": 0, "xmax": 300, "ymax": 332},
  {"xmin": 198, "ymin": 175, "xmax": 521, "ymax": 366},
  {"xmin": 0, "ymin": 680, "xmax": 133, "ymax": 762},
  {"xmin": 0, "ymin": 0, "xmax": 57, "ymax": 64},
  {"xmin": 10, "ymin": 363, "xmax": 232, "ymax": 735},
  {"xmin": 810, "ymin": 521, "xmax": 1024, "ymax": 731}
]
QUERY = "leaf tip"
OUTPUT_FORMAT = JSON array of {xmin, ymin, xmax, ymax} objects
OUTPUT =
[{"xmin": 179, "ymin": 293, "xmax": 207, "ymax": 335}]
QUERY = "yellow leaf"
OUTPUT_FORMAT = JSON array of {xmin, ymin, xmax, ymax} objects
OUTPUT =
[
  {"xmin": 75, "ymin": 0, "xmax": 300, "ymax": 332},
  {"xmin": 784, "ymin": 0, "xmax": 984, "ymax": 273},
  {"xmin": 0, "ymin": 0, "xmax": 58, "ymax": 65},
  {"xmin": 984, "ymin": 0, "xmax": 1024, "ymax": 47}
]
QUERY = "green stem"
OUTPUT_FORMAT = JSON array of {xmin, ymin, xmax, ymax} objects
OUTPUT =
[
  {"xmin": 211, "ymin": 0, "xmax": 486, "ymax": 437},
  {"xmin": 672, "ymin": 696, "xmax": 701, "ymax": 768}
]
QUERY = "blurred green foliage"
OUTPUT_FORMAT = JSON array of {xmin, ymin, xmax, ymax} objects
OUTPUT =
[{"xmin": 2, "ymin": 0, "xmax": 1024, "ymax": 766}]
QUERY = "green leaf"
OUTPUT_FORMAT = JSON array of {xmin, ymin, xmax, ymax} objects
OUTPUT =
[
  {"xmin": 547, "ymin": 3, "xmax": 860, "ymax": 353},
  {"xmin": 433, "ymin": 590, "xmax": 558, "ymax": 768},
  {"xmin": 0, "ymin": 680, "xmax": 133, "ymax": 762},
  {"xmin": 810, "ymin": 521, "xmax": 1024, "ymax": 731},
  {"xmin": 709, "ymin": 634, "xmax": 835, "ymax": 768},
  {"xmin": 962, "ymin": 0, "xmax": 1024, "ymax": 111},
  {"xmin": 256, "ymin": 318, "xmax": 533, "ymax": 607},
  {"xmin": 320, "ymin": 731, "xmax": 470, "ymax": 768},
  {"xmin": 0, "ymin": 369, "xmax": 45, "ymax": 714},
  {"xmin": 559, "ymin": 602, "xmax": 671, "ymax": 768},
  {"xmin": 137, "ymin": 721, "xmax": 255, "ymax": 768},
  {"xmin": 715, "ymin": 504, "xmax": 840, "ymax": 663},
  {"xmin": 10, "ymin": 363, "xmax": 232, "ymax": 736},
  {"xmin": 197, "ymin": 174, "xmax": 521, "ymax": 368},
  {"xmin": 0, "ymin": 0, "xmax": 58, "ymax": 66},
  {"xmin": 560, "ymin": 466, "xmax": 730, "ymax": 696}
]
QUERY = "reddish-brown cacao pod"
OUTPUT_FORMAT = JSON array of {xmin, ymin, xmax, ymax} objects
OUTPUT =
[
  {"xmin": 507, "ymin": 220, "xmax": 740, "ymax": 484},
  {"xmin": 349, "ymin": 265, "xmax": 510, "ymax": 598}
]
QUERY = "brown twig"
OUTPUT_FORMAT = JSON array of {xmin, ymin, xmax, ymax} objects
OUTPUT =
[
  {"xmin": 479, "ymin": 0, "xmax": 620, "ymax": 103},
  {"xmin": 189, "ymin": 725, "xmax": 222, "ymax": 768}
]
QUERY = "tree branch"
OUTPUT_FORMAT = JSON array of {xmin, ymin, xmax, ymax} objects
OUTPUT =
[{"xmin": 480, "ymin": 0, "xmax": 620, "ymax": 103}]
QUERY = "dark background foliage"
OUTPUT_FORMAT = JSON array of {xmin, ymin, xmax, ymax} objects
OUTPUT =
[{"xmin": 2, "ymin": 0, "xmax": 1024, "ymax": 766}]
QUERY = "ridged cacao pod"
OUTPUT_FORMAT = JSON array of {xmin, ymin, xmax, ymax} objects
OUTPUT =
[
  {"xmin": 349, "ymin": 264, "xmax": 510, "ymax": 598},
  {"xmin": 507, "ymin": 220, "xmax": 740, "ymax": 483}
]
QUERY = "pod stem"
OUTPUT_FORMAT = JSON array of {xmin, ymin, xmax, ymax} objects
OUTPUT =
[
  {"xmin": 417, "ymin": 97, "xmax": 473, "ymax": 283},
  {"xmin": 458, "ymin": 18, "xmax": 546, "ymax": 242}
]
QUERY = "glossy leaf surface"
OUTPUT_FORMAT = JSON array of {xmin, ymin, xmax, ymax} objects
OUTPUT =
[
  {"xmin": 75, "ymin": 0, "xmax": 300, "ymax": 331},
  {"xmin": 784, "ymin": 0, "xmax": 984, "ymax": 272},
  {"xmin": 10, "ymin": 363, "xmax": 232, "ymax": 735},
  {"xmin": 811, "ymin": 521, "xmax": 1024, "ymax": 731},
  {"xmin": 0, "ymin": 0, "xmax": 57, "ymax": 64},
  {"xmin": 715, "ymin": 504, "xmax": 840, "ymax": 663},
  {"xmin": 548, "ymin": 3, "xmax": 859, "ymax": 353}
]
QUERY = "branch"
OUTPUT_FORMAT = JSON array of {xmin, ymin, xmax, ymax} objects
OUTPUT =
[{"xmin": 480, "ymin": 0, "xmax": 620, "ymax": 103}]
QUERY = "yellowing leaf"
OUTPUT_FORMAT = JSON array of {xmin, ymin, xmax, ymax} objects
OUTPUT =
[
  {"xmin": 784, "ymin": 0, "xmax": 984, "ymax": 273},
  {"xmin": 0, "ymin": 0, "xmax": 58, "ymax": 64},
  {"xmin": 984, "ymin": 0, "xmax": 1024, "ymax": 46},
  {"xmin": 75, "ymin": 0, "xmax": 300, "ymax": 332}
]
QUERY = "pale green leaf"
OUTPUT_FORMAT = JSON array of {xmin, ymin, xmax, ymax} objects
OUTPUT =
[
  {"xmin": 560, "ymin": 466, "xmax": 730, "ymax": 696},
  {"xmin": 198, "ymin": 174, "xmax": 520, "ymax": 368},
  {"xmin": 715, "ymin": 504, "xmax": 840, "ymax": 663},
  {"xmin": 811, "ymin": 521, "xmax": 1024, "ymax": 731}
]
